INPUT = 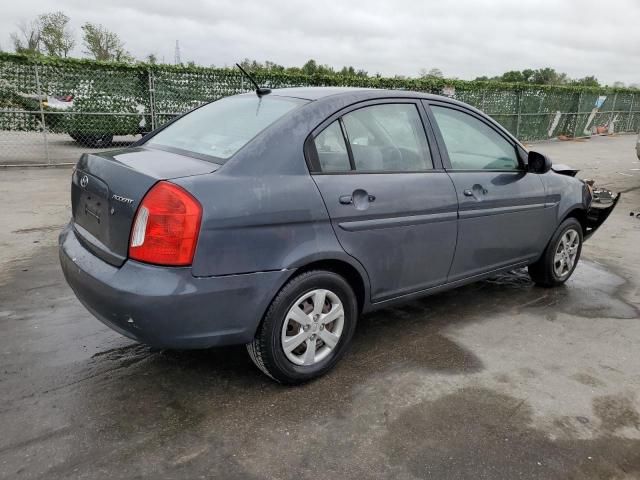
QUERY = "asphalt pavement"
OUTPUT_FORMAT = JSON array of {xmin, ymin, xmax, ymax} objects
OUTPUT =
[{"xmin": 1, "ymin": 134, "xmax": 639, "ymax": 479}]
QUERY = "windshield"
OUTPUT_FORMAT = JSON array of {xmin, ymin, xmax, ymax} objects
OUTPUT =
[{"xmin": 146, "ymin": 95, "xmax": 307, "ymax": 162}]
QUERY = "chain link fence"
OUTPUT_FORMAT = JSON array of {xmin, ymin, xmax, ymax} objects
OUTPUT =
[{"xmin": 1, "ymin": 53, "xmax": 639, "ymax": 165}]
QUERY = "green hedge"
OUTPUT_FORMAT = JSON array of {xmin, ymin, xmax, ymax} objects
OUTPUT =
[{"xmin": 1, "ymin": 52, "xmax": 638, "ymax": 141}]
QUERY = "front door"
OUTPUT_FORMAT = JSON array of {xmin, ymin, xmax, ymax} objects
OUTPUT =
[
  {"xmin": 308, "ymin": 101, "xmax": 459, "ymax": 302},
  {"xmin": 426, "ymin": 102, "xmax": 553, "ymax": 281}
]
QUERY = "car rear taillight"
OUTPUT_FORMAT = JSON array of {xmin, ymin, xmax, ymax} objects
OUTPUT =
[{"xmin": 129, "ymin": 181, "xmax": 202, "ymax": 266}]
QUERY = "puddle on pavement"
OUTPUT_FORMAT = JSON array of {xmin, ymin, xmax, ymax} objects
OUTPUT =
[
  {"xmin": 470, "ymin": 261, "xmax": 637, "ymax": 320},
  {"xmin": 382, "ymin": 387, "xmax": 640, "ymax": 480},
  {"xmin": 515, "ymin": 261, "xmax": 638, "ymax": 319},
  {"xmin": 593, "ymin": 393, "xmax": 640, "ymax": 433}
]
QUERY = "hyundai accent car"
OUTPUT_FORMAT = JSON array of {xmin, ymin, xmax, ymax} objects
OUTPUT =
[{"xmin": 59, "ymin": 87, "xmax": 618, "ymax": 384}]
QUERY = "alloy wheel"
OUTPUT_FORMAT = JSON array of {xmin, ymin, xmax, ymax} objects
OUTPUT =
[
  {"xmin": 553, "ymin": 229, "xmax": 580, "ymax": 279},
  {"xmin": 280, "ymin": 289, "xmax": 345, "ymax": 366}
]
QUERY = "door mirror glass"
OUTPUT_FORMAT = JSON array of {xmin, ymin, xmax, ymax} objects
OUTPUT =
[{"xmin": 527, "ymin": 151, "xmax": 552, "ymax": 174}]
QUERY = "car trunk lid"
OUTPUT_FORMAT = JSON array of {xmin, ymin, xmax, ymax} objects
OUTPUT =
[{"xmin": 71, "ymin": 147, "xmax": 218, "ymax": 267}]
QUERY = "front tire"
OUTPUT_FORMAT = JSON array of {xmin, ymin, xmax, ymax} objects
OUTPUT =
[
  {"xmin": 528, "ymin": 217, "xmax": 583, "ymax": 287},
  {"xmin": 247, "ymin": 270, "xmax": 358, "ymax": 384}
]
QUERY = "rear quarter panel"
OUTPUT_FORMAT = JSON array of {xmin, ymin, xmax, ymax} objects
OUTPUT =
[{"xmin": 178, "ymin": 171, "xmax": 350, "ymax": 277}]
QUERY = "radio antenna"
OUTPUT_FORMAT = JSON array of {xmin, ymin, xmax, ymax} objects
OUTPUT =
[{"xmin": 236, "ymin": 63, "xmax": 271, "ymax": 97}]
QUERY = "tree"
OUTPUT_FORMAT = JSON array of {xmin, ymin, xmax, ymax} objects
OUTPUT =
[
  {"xmin": 419, "ymin": 68, "xmax": 443, "ymax": 79},
  {"xmin": 39, "ymin": 11, "xmax": 74, "ymax": 57},
  {"xmin": 316, "ymin": 64, "xmax": 335, "ymax": 75},
  {"xmin": 500, "ymin": 70, "xmax": 525, "ymax": 83},
  {"xmin": 337, "ymin": 66, "xmax": 367, "ymax": 77},
  {"xmin": 339, "ymin": 66, "xmax": 356, "ymax": 77},
  {"xmin": 10, "ymin": 19, "xmax": 41, "ymax": 55},
  {"xmin": 299, "ymin": 59, "xmax": 335, "ymax": 75},
  {"xmin": 264, "ymin": 60, "xmax": 285, "ymax": 72},
  {"xmin": 301, "ymin": 59, "xmax": 318, "ymax": 75},
  {"xmin": 612, "ymin": 81, "xmax": 625, "ymax": 88},
  {"xmin": 521, "ymin": 69, "xmax": 535, "ymax": 83},
  {"xmin": 81, "ymin": 23, "xmax": 132, "ymax": 62},
  {"xmin": 475, "ymin": 68, "xmax": 600, "ymax": 86},
  {"xmin": 145, "ymin": 53, "xmax": 157, "ymax": 64},
  {"xmin": 572, "ymin": 76, "xmax": 600, "ymax": 87},
  {"xmin": 529, "ymin": 67, "xmax": 567, "ymax": 85}
]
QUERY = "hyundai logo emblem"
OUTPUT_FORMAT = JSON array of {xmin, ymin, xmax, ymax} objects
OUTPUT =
[{"xmin": 80, "ymin": 175, "xmax": 89, "ymax": 188}]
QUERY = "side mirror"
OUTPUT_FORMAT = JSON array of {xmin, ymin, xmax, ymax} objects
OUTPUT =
[{"xmin": 527, "ymin": 151, "xmax": 552, "ymax": 174}]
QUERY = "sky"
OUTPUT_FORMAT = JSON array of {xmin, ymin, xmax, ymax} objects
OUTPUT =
[{"xmin": 2, "ymin": 0, "xmax": 640, "ymax": 85}]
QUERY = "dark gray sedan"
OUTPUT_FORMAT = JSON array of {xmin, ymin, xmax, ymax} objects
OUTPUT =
[{"xmin": 59, "ymin": 87, "xmax": 617, "ymax": 383}]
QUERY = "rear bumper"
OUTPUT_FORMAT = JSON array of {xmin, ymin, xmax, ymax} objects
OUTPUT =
[{"xmin": 59, "ymin": 224, "xmax": 291, "ymax": 349}]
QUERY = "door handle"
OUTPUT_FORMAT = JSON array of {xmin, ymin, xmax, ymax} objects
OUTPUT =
[
  {"xmin": 339, "ymin": 190, "xmax": 376, "ymax": 207},
  {"xmin": 464, "ymin": 185, "xmax": 489, "ymax": 198}
]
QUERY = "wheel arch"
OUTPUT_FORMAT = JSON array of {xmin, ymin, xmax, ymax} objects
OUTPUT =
[
  {"xmin": 285, "ymin": 257, "xmax": 370, "ymax": 315},
  {"xmin": 560, "ymin": 207, "xmax": 588, "ymax": 237}
]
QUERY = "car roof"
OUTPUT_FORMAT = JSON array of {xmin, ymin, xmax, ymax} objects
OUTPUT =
[
  {"xmin": 244, "ymin": 87, "xmax": 524, "ymax": 149},
  {"xmin": 268, "ymin": 86, "xmax": 443, "ymax": 102}
]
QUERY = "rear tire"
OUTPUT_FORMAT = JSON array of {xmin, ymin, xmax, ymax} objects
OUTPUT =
[
  {"xmin": 247, "ymin": 270, "xmax": 358, "ymax": 384},
  {"xmin": 528, "ymin": 217, "xmax": 583, "ymax": 287}
]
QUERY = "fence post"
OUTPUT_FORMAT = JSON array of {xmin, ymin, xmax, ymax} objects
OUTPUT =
[
  {"xmin": 573, "ymin": 91, "xmax": 583, "ymax": 138},
  {"xmin": 627, "ymin": 93, "xmax": 635, "ymax": 132},
  {"xmin": 515, "ymin": 90, "xmax": 522, "ymax": 140},
  {"xmin": 147, "ymin": 69, "xmax": 156, "ymax": 131},
  {"xmin": 33, "ymin": 64, "xmax": 50, "ymax": 165},
  {"xmin": 609, "ymin": 92, "xmax": 618, "ymax": 133}
]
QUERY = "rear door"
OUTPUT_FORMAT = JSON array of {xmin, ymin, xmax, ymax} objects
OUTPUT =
[
  {"xmin": 424, "ymin": 101, "xmax": 551, "ymax": 281},
  {"xmin": 308, "ymin": 100, "xmax": 459, "ymax": 302}
]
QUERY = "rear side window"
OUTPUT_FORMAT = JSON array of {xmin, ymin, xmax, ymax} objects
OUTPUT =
[
  {"xmin": 431, "ymin": 106, "xmax": 519, "ymax": 170},
  {"xmin": 343, "ymin": 104, "xmax": 432, "ymax": 171},
  {"xmin": 147, "ymin": 95, "xmax": 307, "ymax": 162},
  {"xmin": 314, "ymin": 121, "xmax": 351, "ymax": 171},
  {"xmin": 312, "ymin": 103, "xmax": 433, "ymax": 173}
]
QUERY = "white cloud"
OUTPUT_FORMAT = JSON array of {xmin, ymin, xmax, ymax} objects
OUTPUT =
[{"xmin": 2, "ymin": 0, "xmax": 639, "ymax": 84}]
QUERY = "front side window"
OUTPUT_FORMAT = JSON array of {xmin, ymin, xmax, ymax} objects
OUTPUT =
[
  {"xmin": 147, "ymin": 95, "xmax": 307, "ymax": 162},
  {"xmin": 431, "ymin": 106, "xmax": 519, "ymax": 170},
  {"xmin": 342, "ymin": 104, "xmax": 433, "ymax": 171}
]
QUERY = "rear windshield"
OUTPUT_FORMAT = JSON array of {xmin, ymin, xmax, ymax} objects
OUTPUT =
[{"xmin": 146, "ymin": 95, "xmax": 307, "ymax": 162}]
